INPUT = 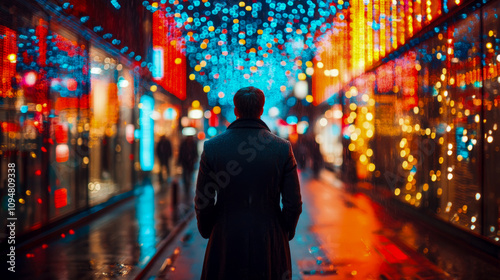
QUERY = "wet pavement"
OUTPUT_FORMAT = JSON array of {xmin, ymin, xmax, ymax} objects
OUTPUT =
[
  {"xmin": 144, "ymin": 170, "xmax": 500, "ymax": 280},
  {"xmin": 11, "ymin": 177, "xmax": 193, "ymax": 280},
  {"xmin": 8, "ymin": 170, "xmax": 500, "ymax": 279}
]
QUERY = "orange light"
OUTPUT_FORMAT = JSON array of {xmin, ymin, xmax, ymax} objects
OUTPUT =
[
  {"xmin": 213, "ymin": 106, "xmax": 221, "ymax": 114},
  {"xmin": 197, "ymin": 132, "xmax": 206, "ymax": 140}
]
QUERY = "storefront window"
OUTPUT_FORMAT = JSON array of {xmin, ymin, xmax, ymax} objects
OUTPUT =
[
  {"xmin": 152, "ymin": 91, "xmax": 179, "ymax": 184},
  {"xmin": 372, "ymin": 61, "xmax": 399, "ymax": 187},
  {"xmin": 350, "ymin": 74, "xmax": 375, "ymax": 181},
  {"xmin": 47, "ymin": 25, "xmax": 89, "ymax": 220},
  {"xmin": 483, "ymin": 1, "xmax": 500, "ymax": 242},
  {"xmin": 315, "ymin": 104, "xmax": 343, "ymax": 169},
  {"xmin": 0, "ymin": 13, "xmax": 48, "ymax": 235},
  {"xmin": 116, "ymin": 66, "xmax": 135, "ymax": 192},
  {"xmin": 437, "ymin": 11, "xmax": 482, "ymax": 233},
  {"xmin": 371, "ymin": 9, "xmax": 483, "ymax": 235},
  {"xmin": 414, "ymin": 36, "xmax": 443, "ymax": 214},
  {"xmin": 88, "ymin": 48, "xmax": 133, "ymax": 206}
]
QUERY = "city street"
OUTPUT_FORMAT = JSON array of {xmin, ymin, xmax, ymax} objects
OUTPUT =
[
  {"xmin": 3, "ymin": 1, "xmax": 500, "ymax": 278},
  {"xmin": 144, "ymin": 171, "xmax": 500, "ymax": 280}
]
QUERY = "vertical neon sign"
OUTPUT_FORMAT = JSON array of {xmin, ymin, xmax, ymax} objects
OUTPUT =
[
  {"xmin": 152, "ymin": 47, "xmax": 164, "ymax": 79},
  {"xmin": 152, "ymin": 8, "xmax": 186, "ymax": 100},
  {"xmin": 140, "ymin": 95, "xmax": 154, "ymax": 171}
]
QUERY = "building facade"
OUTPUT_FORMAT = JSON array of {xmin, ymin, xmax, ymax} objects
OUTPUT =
[
  {"xmin": 331, "ymin": 0, "xmax": 500, "ymax": 254},
  {"xmin": 0, "ymin": 0, "xmax": 182, "ymax": 243}
]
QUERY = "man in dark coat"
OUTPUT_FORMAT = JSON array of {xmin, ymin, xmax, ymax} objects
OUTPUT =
[{"xmin": 195, "ymin": 86, "xmax": 302, "ymax": 280}]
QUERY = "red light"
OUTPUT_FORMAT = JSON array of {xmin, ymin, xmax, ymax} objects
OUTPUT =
[
  {"xmin": 126, "ymin": 124, "xmax": 135, "ymax": 143},
  {"xmin": 385, "ymin": 244, "xmax": 408, "ymax": 261},
  {"xmin": 25, "ymin": 72, "xmax": 37, "ymax": 86},
  {"xmin": 31, "ymin": 222, "xmax": 42, "ymax": 230},
  {"xmin": 153, "ymin": 11, "xmax": 186, "ymax": 100},
  {"xmin": 41, "ymin": 147, "xmax": 47, "ymax": 153},
  {"xmin": 26, "ymin": 253, "xmax": 35, "ymax": 258},
  {"xmin": 0, "ymin": 26, "xmax": 17, "ymax": 98},
  {"xmin": 69, "ymin": 229, "xmax": 75, "ymax": 234},
  {"xmin": 35, "ymin": 170, "xmax": 41, "ymax": 176},
  {"xmin": 61, "ymin": 233, "xmax": 65, "ymax": 238},
  {"xmin": 36, "ymin": 20, "xmax": 47, "ymax": 67},
  {"xmin": 209, "ymin": 113, "xmax": 219, "ymax": 127},
  {"xmin": 197, "ymin": 132, "xmax": 206, "ymax": 140},
  {"xmin": 376, "ymin": 61, "xmax": 395, "ymax": 93},
  {"xmin": 55, "ymin": 124, "xmax": 68, "ymax": 144},
  {"xmin": 66, "ymin": 78, "xmax": 77, "ymax": 91},
  {"xmin": 42, "ymin": 244, "xmax": 48, "ymax": 249},
  {"xmin": 55, "ymin": 144, "xmax": 69, "ymax": 163},
  {"xmin": 54, "ymin": 188, "xmax": 68, "ymax": 208},
  {"xmin": 129, "ymin": 154, "xmax": 134, "ymax": 160},
  {"xmin": 37, "ymin": 198, "xmax": 42, "ymax": 204}
]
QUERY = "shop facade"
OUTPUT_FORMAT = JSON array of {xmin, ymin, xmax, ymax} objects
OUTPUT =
[{"xmin": 0, "ymin": 0, "xmax": 158, "ymax": 242}]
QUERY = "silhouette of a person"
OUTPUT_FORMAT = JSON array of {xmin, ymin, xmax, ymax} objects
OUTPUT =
[
  {"xmin": 156, "ymin": 135, "xmax": 172, "ymax": 183},
  {"xmin": 195, "ymin": 86, "xmax": 302, "ymax": 279},
  {"xmin": 178, "ymin": 135, "xmax": 198, "ymax": 194}
]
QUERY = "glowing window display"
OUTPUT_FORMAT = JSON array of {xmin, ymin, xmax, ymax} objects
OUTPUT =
[{"xmin": 140, "ymin": 95, "xmax": 155, "ymax": 172}]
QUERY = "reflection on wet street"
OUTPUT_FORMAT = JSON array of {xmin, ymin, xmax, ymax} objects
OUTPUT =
[
  {"xmin": 148, "ymin": 170, "xmax": 500, "ymax": 280},
  {"xmin": 14, "ymin": 178, "xmax": 192, "ymax": 280}
]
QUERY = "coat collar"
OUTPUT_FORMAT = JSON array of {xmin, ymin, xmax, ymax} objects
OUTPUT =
[{"xmin": 227, "ymin": 118, "xmax": 271, "ymax": 131}]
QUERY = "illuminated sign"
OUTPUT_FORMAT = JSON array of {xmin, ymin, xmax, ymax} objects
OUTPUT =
[
  {"xmin": 55, "ymin": 123, "xmax": 68, "ymax": 144},
  {"xmin": 188, "ymin": 109, "xmax": 203, "ymax": 119},
  {"xmin": 152, "ymin": 47, "xmax": 164, "ymax": 79},
  {"xmin": 55, "ymin": 144, "xmax": 69, "ymax": 163},
  {"xmin": 152, "ymin": 11, "xmax": 186, "ymax": 100},
  {"xmin": 54, "ymin": 188, "xmax": 68, "ymax": 208},
  {"xmin": 140, "ymin": 95, "xmax": 155, "ymax": 171},
  {"xmin": 182, "ymin": 127, "xmax": 197, "ymax": 136}
]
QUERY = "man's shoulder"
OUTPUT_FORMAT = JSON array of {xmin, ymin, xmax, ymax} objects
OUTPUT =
[
  {"xmin": 203, "ymin": 130, "xmax": 230, "ymax": 148},
  {"xmin": 267, "ymin": 132, "xmax": 290, "ymax": 146},
  {"xmin": 204, "ymin": 129, "xmax": 289, "ymax": 148}
]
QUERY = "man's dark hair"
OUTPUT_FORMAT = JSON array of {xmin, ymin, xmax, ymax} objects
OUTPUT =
[{"xmin": 233, "ymin": 86, "xmax": 265, "ymax": 118}]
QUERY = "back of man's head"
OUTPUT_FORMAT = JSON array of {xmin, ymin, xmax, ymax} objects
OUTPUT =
[{"xmin": 233, "ymin": 86, "xmax": 265, "ymax": 119}]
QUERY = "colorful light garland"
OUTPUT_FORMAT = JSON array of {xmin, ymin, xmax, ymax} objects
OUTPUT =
[{"xmin": 146, "ymin": 0, "xmax": 347, "ymax": 117}]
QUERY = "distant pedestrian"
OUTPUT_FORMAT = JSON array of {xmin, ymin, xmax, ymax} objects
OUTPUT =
[
  {"xmin": 293, "ymin": 134, "xmax": 308, "ymax": 170},
  {"xmin": 178, "ymin": 135, "xmax": 198, "ymax": 194},
  {"xmin": 156, "ymin": 135, "xmax": 172, "ymax": 183},
  {"xmin": 195, "ymin": 86, "xmax": 302, "ymax": 280},
  {"xmin": 308, "ymin": 135, "xmax": 324, "ymax": 178}
]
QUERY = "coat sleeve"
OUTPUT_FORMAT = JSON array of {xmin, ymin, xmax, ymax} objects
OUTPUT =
[
  {"xmin": 281, "ymin": 142, "xmax": 302, "ymax": 241},
  {"xmin": 194, "ymin": 142, "xmax": 218, "ymax": 239}
]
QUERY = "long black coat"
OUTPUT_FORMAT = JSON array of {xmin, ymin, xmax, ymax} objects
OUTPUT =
[{"xmin": 195, "ymin": 118, "xmax": 302, "ymax": 280}]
